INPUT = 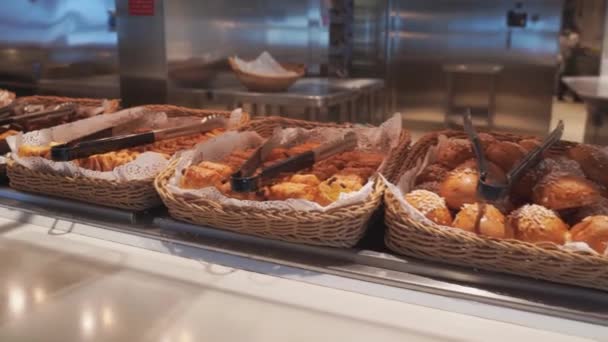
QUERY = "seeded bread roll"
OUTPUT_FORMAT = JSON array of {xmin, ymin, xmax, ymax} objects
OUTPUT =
[
  {"xmin": 404, "ymin": 190, "xmax": 453, "ymax": 226},
  {"xmin": 507, "ymin": 204, "xmax": 569, "ymax": 244},
  {"xmin": 452, "ymin": 203, "xmax": 511, "ymax": 239},
  {"xmin": 511, "ymin": 157, "xmax": 585, "ymax": 203},
  {"xmin": 570, "ymin": 215, "xmax": 608, "ymax": 254}
]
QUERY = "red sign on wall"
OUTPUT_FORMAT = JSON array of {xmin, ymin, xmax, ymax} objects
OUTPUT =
[{"xmin": 129, "ymin": 0, "xmax": 154, "ymax": 16}]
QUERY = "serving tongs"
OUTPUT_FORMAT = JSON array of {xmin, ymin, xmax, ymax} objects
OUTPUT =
[
  {"xmin": 50, "ymin": 114, "xmax": 227, "ymax": 161},
  {"xmin": 463, "ymin": 112, "xmax": 564, "ymax": 202},
  {"xmin": 231, "ymin": 131, "xmax": 358, "ymax": 193},
  {"xmin": 0, "ymin": 103, "xmax": 77, "ymax": 127}
]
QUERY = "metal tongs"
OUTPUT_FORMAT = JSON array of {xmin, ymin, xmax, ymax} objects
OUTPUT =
[
  {"xmin": 50, "ymin": 114, "xmax": 227, "ymax": 161},
  {"xmin": 463, "ymin": 111, "xmax": 564, "ymax": 202},
  {"xmin": 0, "ymin": 103, "xmax": 77, "ymax": 127},
  {"xmin": 231, "ymin": 131, "xmax": 358, "ymax": 193}
]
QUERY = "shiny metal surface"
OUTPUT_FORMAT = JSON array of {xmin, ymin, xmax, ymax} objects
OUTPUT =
[
  {"xmin": 386, "ymin": 0, "xmax": 562, "ymax": 135},
  {"xmin": 0, "ymin": 0, "xmax": 117, "ymax": 90},
  {"xmin": 563, "ymin": 76, "xmax": 608, "ymax": 144},
  {"xmin": 1, "ymin": 187, "xmax": 608, "ymax": 328},
  {"xmin": 116, "ymin": 0, "xmax": 167, "ymax": 106}
]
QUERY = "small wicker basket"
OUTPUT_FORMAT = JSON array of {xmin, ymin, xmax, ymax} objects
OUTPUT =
[
  {"xmin": 228, "ymin": 57, "xmax": 305, "ymax": 92},
  {"xmin": 384, "ymin": 130, "xmax": 608, "ymax": 291},
  {"xmin": 8, "ymin": 105, "xmax": 249, "ymax": 211},
  {"xmin": 155, "ymin": 116, "xmax": 411, "ymax": 247}
]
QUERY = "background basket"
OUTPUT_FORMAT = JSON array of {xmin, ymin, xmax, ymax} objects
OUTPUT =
[
  {"xmin": 8, "ymin": 105, "xmax": 249, "ymax": 211},
  {"xmin": 228, "ymin": 57, "xmax": 305, "ymax": 92},
  {"xmin": 156, "ymin": 117, "xmax": 410, "ymax": 247},
  {"xmin": 384, "ymin": 130, "xmax": 608, "ymax": 291}
]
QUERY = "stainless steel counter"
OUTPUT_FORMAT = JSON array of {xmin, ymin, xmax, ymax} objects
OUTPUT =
[
  {"xmin": 563, "ymin": 76, "xmax": 608, "ymax": 145},
  {"xmin": 0, "ymin": 186, "xmax": 606, "ymax": 331}
]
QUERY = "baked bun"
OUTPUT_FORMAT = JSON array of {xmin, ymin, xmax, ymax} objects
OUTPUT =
[
  {"xmin": 439, "ymin": 167, "xmax": 479, "ymax": 210},
  {"xmin": 512, "ymin": 157, "xmax": 585, "ymax": 203},
  {"xmin": 518, "ymin": 138, "xmax": 542, "ymax": 153},
  {"xmin": 567, "ymin": 144, "xmax": 608, "ymax": 187},
  {"xmin": 565, "ymin": 198, "xmax": 608, "ymax": 225},
  {"xmin": 455, "ymin": 159, "xmax": 507, "ymax": 183},
  {"xmin": 413, "ymin": 181, "xmax": 441, "ymax": 194},
  {"xmin": 532, "ymin": 172, "xmax": 600, "ymax": 210},
  {"xmin": 570, "ymin": 215, "xmax": 608, "ymax": 254},
  {"xmin": 435, "ymin": 138, "xmax": 474, "ymax": 168},
  {"xmin": 507, "ymin": 204, "xmax": 569, "ymax": 244},
  {"xmin": 452, "ymin": 203, "xmax": 511, "ymax": 239},
  {"xmin": 485, "ymin": 141, "xmax": 527, "ymax": 172},
  {"xmin": 415, "ymin": 163, "xmax": 449, "ymax": 185},
  {"xmin": 404, "ymin": 190, "xmax": 452, "ymax": 225}
]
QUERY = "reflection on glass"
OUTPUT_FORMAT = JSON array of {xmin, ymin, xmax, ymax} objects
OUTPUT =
[
  {"xmin": 81, "ymin": 309, "xmax": 96, "ymax": 338},
  {"xmin": 33, "ymin": 287, "xmax": 46, "ymax": 304},
  {"xmin": 8, "ymin": 285, "xmax": 26, "ymax": 316},
  {"xmin": 102, "ymin": 306, "xmax": 114, "ymax": 327}
]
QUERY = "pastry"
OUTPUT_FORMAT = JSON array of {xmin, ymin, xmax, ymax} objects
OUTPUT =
[
  {"xmin": 532, "ymin": 172, "xmax": 600, "ymax": 210},
  {"xmin": 567, "ymin": 144, "xmax": 608, "ymax": 187},
  {"xmin": 316, "ymin": 174, "xmax": 364, "ymax": 205},
  {"xmin": 452, "ymin": 203, "xmax": 511, "ymax": 239},
  {"xmin": 565, "ymin": 198, "xmax": 608, "ymax": 225},
  {"xmin": 17, "ymin": 142, "xmax": 62, "ymax": 158},
  {"xmin": 267, "ymin": 182, "xmax": 319, "ymax": 202},
  {"xmin": 74, "ymin": 150, "xmax": 142, "ymax": 172},
  {"xmin": 415, "ymin": 163, "xmax": 449, "ymax": 185},
  {"xmin": 511, "ymin": 157, "xmax": 584, "ymax": 202},
  {"xmin": 0, "ymin": 129, "xmax": 19, "ymax": 141},
  {"xmin": 454, "ymin": 159, "xmax": 506, "ymax": 183},
  {"xmin": 485, "ymin": 141, "xmax": 527, "ymax": 172},
  {"xmin": 518, "ymin": 138, "xmax": 541, "ymax": 153},
  {"xmin": 570, "ymin": 215, "xmax": 608, "ymax": 254},
  {"xmin": 179, "ymin": 161, "xmax": 234, "ymax": 189},
  {"xmin": 435, "ymin": 138, "xmax": 474, "ymax": 168},
  {"xmin": 507, "ymin": 204, "xmax": 569, "ymax": 244},
  {"xmin": 404, "ymin": 189, "xmax": 452, "ymax": 226}
]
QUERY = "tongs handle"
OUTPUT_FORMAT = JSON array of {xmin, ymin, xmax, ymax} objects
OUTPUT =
[
  {"xmin": 463, "ymin": 111, "xmax": 492, "ymax": 183},
  {"xmin": 0, "ymin": 103, "xmax": 77, "ymax": 126},
  {"xmin": 50, "ymin": 116, "xmax": 227, "ymax": 161},
  {"xmin": 506, "ymin": 120, "xmax": 564, "ymax": 185}
]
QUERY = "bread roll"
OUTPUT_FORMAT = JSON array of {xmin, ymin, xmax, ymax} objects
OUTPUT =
[
  {"xmin": 452, "ymin": 203, "xmax": 511, "ymax": 239},
  {"xmin": 507, "ymin": 204, "xmax": 569, "ymax": 244},
  {"xmin": 404, "ymin": 190, "xmax": 452, "ymax": 225},
  {"xmin": 570, "ymin": 215, "xmax": 608, "ymax": 254},
  {"xmin": 455, "ymin": 159, "xmax": 507, "ymax": 183},
  {"xmin": 567, "ymin": 144, "xmax": 608, "ymax": 187},
  {"xmin": 511, "ymin": 157, "xmax": 585, "ymax": 202},
  {"xmin": 415, "ymin": 163, "xmax": 449, "ymax": 185},
  {"xmin": 435, "ymin": 138, "xmax": 474, "ymax": 169},
  {"xmin": 439, "ymin": 167, "xmax": 479, "ymax": 210},
  {"xmin": 532, "ymin": 172, "xmax": 600, "ymax": 210},
  {"xmin": 485, "ymin": 141, "xmax": 527, "ymax": 172},
  {"xmin": 518, "ymin": 138, "xmax": 541, "ymax": 153},
  {"xmin": 565, "ymin": 198, "xmax": 608, "ymax": 225},
  {"xmin": 413, "ymin": 181, "xmax": 441, "ymax": 194}
]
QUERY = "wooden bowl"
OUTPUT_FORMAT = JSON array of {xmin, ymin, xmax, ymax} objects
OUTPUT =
[{"xmin": 228, "ymin": 57, "xmax": 305, "ymax": 92}]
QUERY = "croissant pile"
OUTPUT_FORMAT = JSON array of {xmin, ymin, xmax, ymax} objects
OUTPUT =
[
  {"xmin": 404, "ymin": 135, "xmax": 608, "ymax": 255},
  {"xmin": 179, "ymin": 141, "xmax": 384, "ymax": 205}
]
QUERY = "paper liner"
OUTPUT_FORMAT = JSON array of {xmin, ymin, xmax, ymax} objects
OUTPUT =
[
  {"xmin": 7, "ymin": 108, "xmax": 244, "ymax": 182},
  {"xmin": 233, "ymin": 52, "xmax": 297, "ymax": 77},
  {"xmin": 166, "ymin": 114, "xmax": 402, "ymax": 212},
  {"xmin": 383, "ymin": 134, "xmax": 605, "ymax": 256}
]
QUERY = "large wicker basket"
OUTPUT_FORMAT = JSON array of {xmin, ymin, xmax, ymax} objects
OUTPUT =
[
  {"xmin": 228, "ymin": 57, "xmax": 305, "ymax": 92},
  {"xmin": 155, "ymin": 116, "xmax": 411, "ymax": 247},
  {"xmin": 8, "ymin": 105, "xmax": 249, "ymax": 211},
  {"xmin": 384, "ymin": 130, "xmax": 608, "ymax": 291}
]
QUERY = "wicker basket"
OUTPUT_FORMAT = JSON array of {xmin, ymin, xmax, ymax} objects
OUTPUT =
[
  {"xmin": 155, "ymin": 117, "xmax": 411, "ymax": 247},
  {"xmin": 384, "ymin": 130, "xmax": 608, "ymax": 291},
  {"xmin": 228, "ymin": 57, "xmax": 305, "ymax": 92},
  {"xmin": 8, "ymin": 105, "xmax": 249, "ymax": 211}
]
